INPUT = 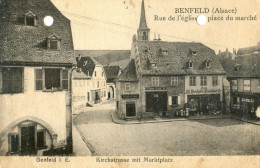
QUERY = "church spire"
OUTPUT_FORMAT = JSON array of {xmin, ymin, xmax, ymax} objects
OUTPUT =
[{"xmin": 137, "ymin": 0, "xmax": 150, "ymax": 41}]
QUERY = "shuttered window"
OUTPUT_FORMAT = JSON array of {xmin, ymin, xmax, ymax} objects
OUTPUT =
[
  {"xmin": 1, "ymin": 67, "xmax": 23, "ymax": 94},
  {"xmin": 35, "ymin": 69, "xmax": 43, "ymax": 90},
  {"xmin": 168, "ymin": 96, "xmax": 181, "ymax": 106},
  {"xmin": 62, "ymin": 70, "xmax": 68, "ymax": 90}
]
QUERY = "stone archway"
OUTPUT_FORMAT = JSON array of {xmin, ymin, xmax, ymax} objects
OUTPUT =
[
  {"xmin": 108, "ymin": 86, "xmax": 115, "ymax": 99},
  {"xmin": 0, "ymin": 116, "xmax": 57, "ymax": 148}
]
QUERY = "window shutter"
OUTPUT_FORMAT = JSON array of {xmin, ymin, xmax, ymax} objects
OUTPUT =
[
  {"xmin": 168, "ymin": 96, "xmax": 172, "ymax": 105},
  {"xmin": 62, "ymin": 70, "xmax": 68, "ymax": 90},
  {"xmin": 178, "ymin": 95, "xmax": 181, "ymax": 105},
  {"xmin": 35, "ymin": 69, "xmax": 43, "ymax": 90}
]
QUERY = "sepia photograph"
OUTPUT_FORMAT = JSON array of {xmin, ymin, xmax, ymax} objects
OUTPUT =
[{"xmin": 0, "ymin": 0, "xmax": 260, "ymax": 167}]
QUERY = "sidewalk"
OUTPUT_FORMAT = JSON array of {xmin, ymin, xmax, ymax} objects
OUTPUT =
[
  {"xmin": 231, "ymin": 114, "xmax": 260, "ymax": 126},
  {"xmin": 72, "ymin": 124, "xmax": 93, "ymax": 156},
  {"xmin": 111, "ymin": 110, "xmax": 231, "ymax": 125}
]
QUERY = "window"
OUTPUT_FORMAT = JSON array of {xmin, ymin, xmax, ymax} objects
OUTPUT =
[
  {"xmin": 35, "ymin": 69, "xmax": 68, "ymax": 91},
  {"xmin": 206, "ymin": 60, "xmax": 210, "ymax": 68},
  {"xmin": 171, "ymin": 77, "xmax": 178, "ymax": 86},
  {"xmin": 231, "ymin": 80, "xmax": 237, "ymax": 90},
  {"xmin": 189, "ymin": 76, "xmax": 196, "ymax": 86},
  {"xmin": 200, "ymin": 76, "xmax": 207, "ymax": 86},
  {"xmin": 168, "ymin": 96, "xmax": 180, "ymax": 106},
  {"xmin": 125, "ymin": 83, "xmax": 131, "ymax": 91},
  {"xmin": 104, "ymin": 90, "xmax": 106, "ymax": 97},
  {"xmin": 233, "ymin": 97, "xmax": 238, "ymax": 107},
  {"xmin": 151, "ymin": 77, "xmax": 159, "ymax": 86},
  {"xmin": 151, "ymin": 63, "xmax": 156, "ymax": 67},
  {"xmin": 37, "ymin": 130, "xmax": 46, "ymax": 148},
  {"xmin": 87, "ymin": 92, "xmax": 90, "ymax": 101},
  {"xmin": 189, "ymin": 62, "xmax": 193, "ymax": 68},
  {"xmin": 97, "ymin": 81, "xmax": 100, "ymax": 88},
  {"xmin": 1, "ymin": 67, "xmax": 23, "ymax": 94},
  {"xmin": 17, "ymin": 12, "xmax": 36, "ymax": 26},
  {"xmin": 102, "ymin": 72, "xmax": 104, "ymax": 77},
  {"xmin": 192, "ymin": 51, "xmax": 197, "ymax": 55},
  {"xmin": 47, "ymin": 34, "xmax": 61, "ymax": 50},
  {"xmin": 212, "ymin": 76, "xmax": 218, "ymax": 86},
  {"xmin": 162, "ymin": 50, "xmax": 168, "ymax": 55},
  {"xmin": 142, "ymin": 31, "xmax": 147, "ymax": 40},
  {"xmin": 243, "ymin": 80, "xmax": 251, "ymax": 91},
  {"xmin": 94, "ymin": 71, "xmax": 97, "ymax": 77},
  {"xmin": 9, "ymin": 134, "xmax": 19, "ymax": 153}
]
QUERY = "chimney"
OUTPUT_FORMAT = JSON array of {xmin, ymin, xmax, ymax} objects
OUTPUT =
[
  {"xmin": 153, "ymin": 34, "xmax": 157, "ymax": 41},
  {"xmin": 233, "ymin": 48, "xmax": 237, "ymax": 55},
  {"xmin": 257, "ymin": 41, "xmax": 260, "ymax": 46},
  {"xmin": 226, "ymin": 48, "xmax": 228, "ymax": 52},
  {"xmin": 158, "ymin": 34, "xmax": 161, "ymax": 41},
  {"xmin": 218, "ymin": 50, "xmax": 221, "ymax": 54}
]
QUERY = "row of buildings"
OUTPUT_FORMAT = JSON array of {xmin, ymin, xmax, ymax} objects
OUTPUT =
[{"xmin": 115, "ymin": 0, "xmax": 260, "ymax": 120}]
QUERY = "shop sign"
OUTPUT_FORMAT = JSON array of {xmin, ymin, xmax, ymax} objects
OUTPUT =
[
  {"xmin": 241, "ymin": 98, "xmax": 254, "ymax": 103},
  {"xmin": 185, "ymin": 89, "xmax": 221, "ymax": 94},
  {"xmin": 121, "ymin": 94, "xmax": 139, "ymax": 99},
  {"xmin": 146, "ymin": 87, "xmax": 167, "ymax": 90}
]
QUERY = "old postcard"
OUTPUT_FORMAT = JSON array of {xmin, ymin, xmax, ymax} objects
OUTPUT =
[{"xmin": 0, "ymin": 0, "xmax": 260, "ymax": 167}]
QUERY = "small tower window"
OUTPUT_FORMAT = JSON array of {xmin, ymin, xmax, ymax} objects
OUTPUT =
[
  {"xmin": 234, "ymin": 64, "xmax": 241, "ymax": 71},
  {"xmin": 47, "ymin": 34, "xmax": 61, "ymax": 50}
]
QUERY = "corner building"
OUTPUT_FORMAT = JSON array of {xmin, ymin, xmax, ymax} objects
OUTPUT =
[{"xmin": 0, "ymin": 0, "xmax": 74, "ymax": 155}]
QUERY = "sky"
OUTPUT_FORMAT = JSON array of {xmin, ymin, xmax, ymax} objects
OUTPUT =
[{"xmin": 51, "ymin": 0, "xmax": 260, "ymax": 53}]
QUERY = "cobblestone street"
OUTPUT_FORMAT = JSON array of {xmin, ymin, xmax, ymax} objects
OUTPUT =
[{"xmin": 74, "ymin": 100, "xmax": 260, "ymax": 156}]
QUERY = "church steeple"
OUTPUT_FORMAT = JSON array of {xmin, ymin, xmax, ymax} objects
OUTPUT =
[{"xmin": 137, "ymin": 0, "xmax": 150, "ymax": 41}]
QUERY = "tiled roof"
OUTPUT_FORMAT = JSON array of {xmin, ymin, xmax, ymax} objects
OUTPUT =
[
  {"xmin": 0, "ymin": 0, "xmax": 75, "ymax": 65},
  {"xmin": 77, "ymin": 56, "xmax": 102, "ymax": 77},
  {"xmin": 134, "ymin": 41, "xmax": 226, "ymax": 75},
  {"xmin": 221, "ymin": 54, "xmax": 260, "ymax": 78},
  {"xmin": 116, "ymin": 59, "xmax": 138, "ymax": 82},
  {"xmin": 75, "ymin": 50, "xmax": 130, "ymax": 68},
  {"xmin": 237, "ymin": 43, "xmax": 260, "ymax": 55},
  {"xmin": 104, "ymin": 66, "xmax": 120, "ymax": 83}
]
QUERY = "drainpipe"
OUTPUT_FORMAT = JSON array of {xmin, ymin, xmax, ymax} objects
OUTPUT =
[{"xmin": 68, "ymin": 65, "xmax": 79, "ymax": 155}]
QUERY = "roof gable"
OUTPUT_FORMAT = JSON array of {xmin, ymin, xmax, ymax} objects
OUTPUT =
[{"xmin": 116, "ymin": 59, "xmax": 138, "ymax": 82}]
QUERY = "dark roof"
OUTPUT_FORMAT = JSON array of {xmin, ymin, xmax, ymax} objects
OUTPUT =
[
  {"xmin": 134, "ymin": 41, "xmax": 226, "ymax": 75},
  {"xmin": 0, "ymin": 0, "xmax": 75, "ymax": 65},
  {"xmin": 104, "ymin": 66, "xmax": 120, "ymax": 83},
  {"xmin": 138, "ymin": 0, "xmax": 149, "ymax": 30},
  {"xmin": 72, "ymin": 70, "xmax": 91, "ymax": 80},
  {"xmin": 237, "ymin": 43, "xmax": 260, "ymax": 55},
  {"xmin": 77, "ymin": 57, "xmax": 102, "ymax": 77},
  {"xmin": 116, "ymin": 59, "xmax": 138, "ymax": 82},
  {"xmin": 221, "ymin": 54, "xmax": 260, "ymax": 78},
  {"xmin": 75, "ymin": 50, "xmax": 130, "ymax": 67}
]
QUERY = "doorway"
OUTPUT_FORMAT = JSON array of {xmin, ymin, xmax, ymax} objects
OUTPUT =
[
  {"xmin": 145, "ymin": 92, "xmax": 167, "ymax": 114},
  {"xmin": 20, "ymin": 126, "xmax": 36, "ymax": 156},
  {"xmin": 126, "ymin": 102, "xmax": 136, "ymax": 117}
]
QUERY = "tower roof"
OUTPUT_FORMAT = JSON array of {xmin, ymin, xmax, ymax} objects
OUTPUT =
[{"xmin": 138, "ymin": 0, "xmax": 149, "ymax": 30}]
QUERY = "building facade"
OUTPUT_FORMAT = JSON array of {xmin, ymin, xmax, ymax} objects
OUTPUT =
[
  {"xmin": 116, "ymin": 0, "xmax": 226, "ymax": 120},
  {"xmin": 222, "ymin": 54, "xmax": 260, "ymax": 118},
  {"xmin": 104, "ymin": 65, "xmax": 121, "ymax": 99},
  {"xmin": 76, "ymin": 56, "xmax": 107, "ymax": 105},
  {"xmin": 0, "ymin": 0, "xmax": 74, "ymax": 155}
]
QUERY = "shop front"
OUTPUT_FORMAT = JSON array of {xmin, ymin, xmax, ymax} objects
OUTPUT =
[
  {"xmin": 187, "ymin": 94, "xmax": 221, "ymax": 116},
  {"xmin": 145, "ymin": 91, "xmax": 167, "ymax": 116}
]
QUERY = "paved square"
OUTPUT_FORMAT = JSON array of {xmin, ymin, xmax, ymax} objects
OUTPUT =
[{"xmin": 75, "ymin": 105, "xmax": 260, "ymax": 156}]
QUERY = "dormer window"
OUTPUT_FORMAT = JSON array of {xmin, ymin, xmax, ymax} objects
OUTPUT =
[
  {"xmin": 192, "ymin": 51, "xmax": 197, "ymax": 55},
  {"xmin": 151, "ymin": 63, "xmax": 156, "ymax": 67},
  {"xmin": 188, "ymin": 60, "xmax": 194, "ymax": 68},
  {"xmin": 17, "ymin": 11, "xmax": 37, "ymax": 26},
  {"xmin": 162, "ymin": 50, "xmax": 168, "ymax": 55},
  {"xmin": 234, "ymin": 64, "xmax": 241, "ymax": 71},
  {"xmin": 205, "ymin": 60, "xmax": 211, "ymax": 68},
  {"xmin": 47, "ymin": 34, "xmax": 61, "ymax": 50}
]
